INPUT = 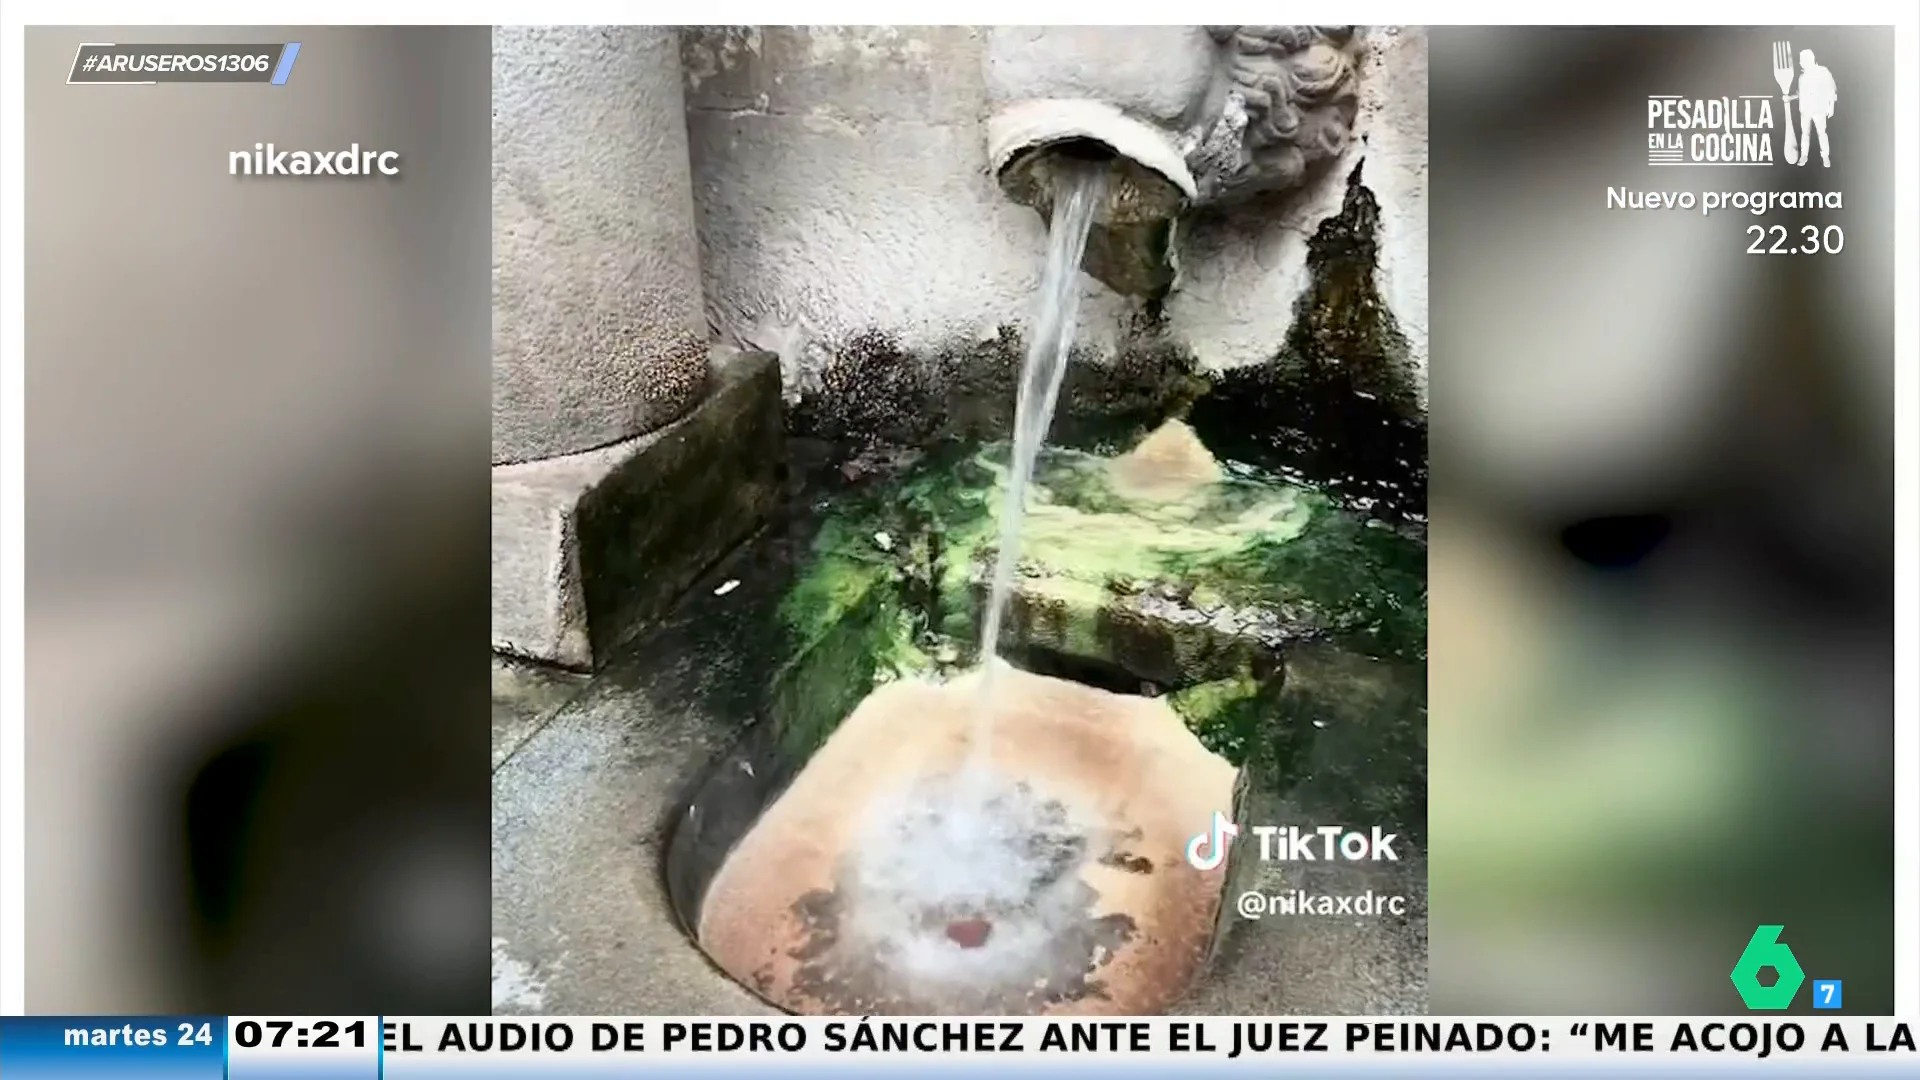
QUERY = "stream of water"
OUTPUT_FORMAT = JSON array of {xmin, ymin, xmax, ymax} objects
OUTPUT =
[
  {"xmin": 972, "ymin": 158, "xmax": 1110, "ymax": 749},
  {"xmin": 830, "ymin": 159, "xmax": 1111, "ymax": 992}
]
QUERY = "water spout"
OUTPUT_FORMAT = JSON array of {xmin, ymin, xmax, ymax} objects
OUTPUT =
[{"xmin": 987, "ymin": 99, "xmax": 1198, "ymax": 299}]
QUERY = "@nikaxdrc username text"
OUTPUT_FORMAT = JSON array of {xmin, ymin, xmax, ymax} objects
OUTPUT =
[
  {"xmin": 1236, "ymin": 888, "xmax": 1409, "ymax": 919},
  {"xmin": 230, "ymin": 142, "xmax": 400, "ymax": 177}
]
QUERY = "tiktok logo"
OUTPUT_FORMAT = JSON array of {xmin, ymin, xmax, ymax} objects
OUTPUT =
[{"xmin": 1185, "ymin": 811, "xmax": 1239, "ymax": 871}]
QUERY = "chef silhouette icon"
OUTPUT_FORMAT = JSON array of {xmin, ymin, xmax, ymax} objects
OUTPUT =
[{"xmin": 1776, "ymin": 44, "xmax": 1838, "ymax": 168}]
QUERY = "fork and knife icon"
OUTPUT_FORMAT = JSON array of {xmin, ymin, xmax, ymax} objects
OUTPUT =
[
  {"xmin": 1772, "ymin": 39, "xmax": 1836, "ymax": 168},
  {"xmin": 1771, "ymin": 40, "xmax": 1801, "ymax": 165}
]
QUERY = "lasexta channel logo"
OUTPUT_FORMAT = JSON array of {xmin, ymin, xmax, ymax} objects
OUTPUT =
[{"xmin": 1730, "ymin": 925, "xmax": 1842, "ymax": 1010}]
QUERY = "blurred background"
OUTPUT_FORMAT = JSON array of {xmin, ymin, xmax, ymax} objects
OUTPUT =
[
  {"xmin": 11, "ymin": 23, "xmax": 1903, "ymax": 1016},
  {"xmin": 1427, "ymin": 26, "xmax": 1897, "ymax": 1013},
  {"xmin": 21, "ymin": 27, "xmax": 492, "ymax": 1011}
]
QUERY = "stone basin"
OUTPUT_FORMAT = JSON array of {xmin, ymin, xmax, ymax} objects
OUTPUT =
[
  {"xmin": 656, "ymin": 420, "xmax": 1426, "ymax": 1016},
  {"xmin": 695, "ymin": 666, "xmax": 1242, "ymax": 1015}
]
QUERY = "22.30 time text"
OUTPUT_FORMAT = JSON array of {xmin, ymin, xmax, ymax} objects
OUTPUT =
[{"xmin": 1747, "ymin": 224, "xmax": 1844, "ymax": 255}]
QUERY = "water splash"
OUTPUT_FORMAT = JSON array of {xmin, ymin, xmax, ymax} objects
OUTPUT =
[
  {"xmin": 837, "ymin": 772, "xmax": 1095, "ymax": 1007},
  {"xmin": 974, "ymin": 159, "xmax": 1110, "ymax": 745},
  {"xmin": 838, "ymin": 160, "xmax": 1109, "ymax": 1005}
]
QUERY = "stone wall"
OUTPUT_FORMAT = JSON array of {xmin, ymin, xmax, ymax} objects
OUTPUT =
[
  {"xmin": 681, "ymin": 26, "xmax": 1428, "ymax": 406},
  {"xmin": 491, "ymin": 27, "xmax": 777, "ymax": 670},
  {"xmin": 492, "ymin": 25, "xmax": 1429, "ymax": 669},
  {"xmin": 493, "ymin": 26, "xmax": 710, "ymax": 465}
]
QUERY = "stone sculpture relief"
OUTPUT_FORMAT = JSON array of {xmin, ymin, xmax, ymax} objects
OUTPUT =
[
  {"xmin": 1183, "ymin": 26, "xmax": 1365, "ymax": 207},
  {"xmin": 986, "ymin": 26, "xmax": 1368, "ymax": 297}
]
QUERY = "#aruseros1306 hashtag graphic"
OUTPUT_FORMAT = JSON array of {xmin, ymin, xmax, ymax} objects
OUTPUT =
[{"xmin": 67, "ymin": 43, "xmax": 302, "ymax": 85}]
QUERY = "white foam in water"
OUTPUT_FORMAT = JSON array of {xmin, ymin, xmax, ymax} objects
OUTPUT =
[{"xmin": 845, "ymin": 769, "xmax": 1092, "ymax": 993}]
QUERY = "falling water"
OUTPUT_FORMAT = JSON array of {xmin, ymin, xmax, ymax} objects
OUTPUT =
[
  {"xmin": 818, "ymin": 158, "xmax": 1110, "ymax": 995},
  {"xmin": 973, "ymin": 158, "xmax": 1110, "ymax": 744}
]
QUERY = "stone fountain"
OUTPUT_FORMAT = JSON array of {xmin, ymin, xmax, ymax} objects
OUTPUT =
[
  {"xmin": 985, "ymin": 27, "xmax": 1367, "ymax": 300},
  {"xmin": 491, "ymin": 25, "xmax": 1428, "ymax": 1018}
]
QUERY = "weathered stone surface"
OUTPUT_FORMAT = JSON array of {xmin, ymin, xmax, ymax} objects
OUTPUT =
[
  {"xmin": 787, "ymin": 327, "xmax": 1208, "ymax": 453},
  {"xmin": 984, "ymin": 27, "xmax": 1217, "ymax": 125},
  {"xmin": 699, "ymin": 667, "xmax": 1239, "ymax": 1015},
  {"xmin": 682, "ymin": 25, "xmax": 1427, "ymax": 389},
  {"xmin": 492, "ymin": 656, "xmax": 589, "ymax": 769},
  {"xmin": 491, "ymin": 348, "xmax": 782, "ymax": 669},
  {"xmin": 1187, "ymin": 162, "xmax": 1427, "ymax": 522},
  {"xmin": 493, "ymin": 26, "xmax": 710, "ymax": 464},
  {"xmin": 764, "ymin": 421, "xmax": 1425, "ymax": 780},
  {"xmin": 491, "ymin": 545, "xmax": 782, "ymax": 1015}
]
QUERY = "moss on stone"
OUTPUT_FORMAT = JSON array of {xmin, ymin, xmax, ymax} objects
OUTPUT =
[
  {"xmin": 1174, "ymin": 505, "xmax": 1427, "ymax": 663},
  {"xmin": 777, "ymin": 528, "xmax": 886, "ymax": 639},
  {"xmin": 957, "ymin": 447, "xmax": 1312, "ymax": 571},
  {"xmin": 770, "ymin": 524, "xmax": 934, "ymax": 760},
  {"xmin": 1167, "ymin": 673, "xmax": 1309, "ymax": 787},
  {"xmin": 1169, "ymin": 676, "xmax": 1266, "ymax": 761},
  {"xmin": 1281, "ymin": 643, "xmax": 1426, "ymax": 842},
  {"xmin": 768, "ymin": 430, "xmax": 1424, "ymax": 781},
  {"xmin": 790, "ymin": 327, "xmax": 1208, "ymax": 455},
  {"xmin": 1186, "ymin": 163, "xmax": 1427, "ymax": 521},
  {"xmin": 941, "ymin": 442, "xmax": 1423, "ymax": 670}
]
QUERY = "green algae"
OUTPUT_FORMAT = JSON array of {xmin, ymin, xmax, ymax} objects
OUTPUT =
[
  {"xmin": 1280, "ymin": 644, "xmax": 1427, "ymax": 842},
  {"xmin": 1175, "ymin": 507, "xmax": 1427, "ymax": 663},
  {"xmin": 1169, "ymin": 676, "xmax": 1270, "ymax": 765},
  {"xmin": 770, "ymin": 516, "xmax": 934, "ymax": 760},
  {"xmin": 954, "ymin": 444, "xmax": 1424, "ymax": 666},
  {"xmin": 765, "ymin": 435, "xmax": 1425, "ymax": 805}
]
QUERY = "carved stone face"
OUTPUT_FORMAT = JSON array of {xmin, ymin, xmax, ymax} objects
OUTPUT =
[
  {"xmin": 1189, "ymin": 27, "xmax": 1365, "ymax": 206},
  {"xmin": 982, "ymin": 26, "xmax": 1366, "ymax": 211}
]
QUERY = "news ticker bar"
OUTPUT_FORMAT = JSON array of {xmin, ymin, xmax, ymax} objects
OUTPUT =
[
  {"xmin": 66, "ymin": 43, "xmax": 303, "ymax": 85},
  {"xmin": 1, "ymin": 1017, "xmax": 1918, "ymax": 1077}
]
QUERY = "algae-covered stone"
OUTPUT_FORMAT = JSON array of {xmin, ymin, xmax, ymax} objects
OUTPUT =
[
  {"xmin": 767, "ymin": 423, "xmax": 1425, "ymax": 786},
  {"xmin": 1281, "ymin": 643, "xmax": 1426, "ymax": 841},
  {"xmin": 954, "ymin": 432, "xmax": 1425, "ymax": 683},
  {"xmin": 1169, "ymin": 645, "xmax": 1422, "ymax": 832},
  {"xmin": 769, "ymin": 517, "xmax": 934, "ymax": 759},
  {"xmin": 1169, "ymin": 676, "xmax": 1270, "ymax": 764},
  {"xmin": 766, "ymin": 445, "xmax": 1014, "ymax": 756},
  {"xmin": 1186, "ymin": 165, "xmax": 1426, "ymax": 522}
]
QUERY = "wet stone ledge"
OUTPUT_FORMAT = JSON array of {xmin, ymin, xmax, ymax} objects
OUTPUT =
[{"xmin": 761, "ymin": 425, "xmax": 1426, "ymax": 817}]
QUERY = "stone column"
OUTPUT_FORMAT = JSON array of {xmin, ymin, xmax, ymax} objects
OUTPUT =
[
  {"xmin": 492, "ymin": 26, "xmax": 710, "ymax": 463},
  {"xmin": 491, "ymin": 27, "xmax": 782, "ymax": 670}
]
